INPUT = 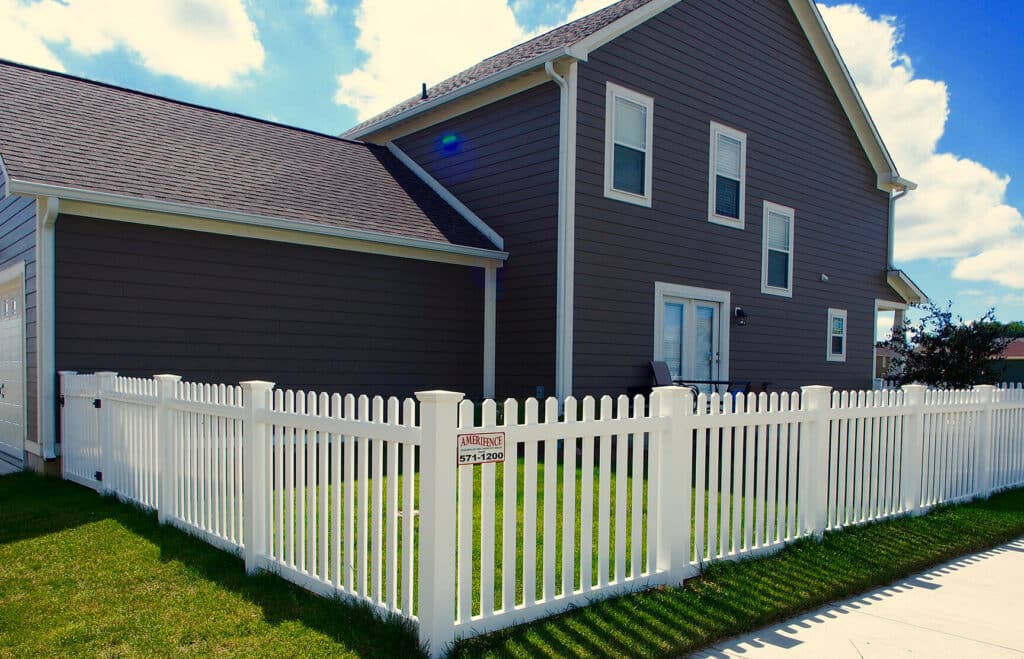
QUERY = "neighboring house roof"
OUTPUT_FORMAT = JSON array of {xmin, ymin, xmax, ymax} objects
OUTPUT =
[
  {"xmin": 344, "ymin": 0, "xmax": 657, "ymax": 138},
  {"xmin": 997, "ymin": 339, "xmax": 1024, "ymax": 360},
  {"xmin": 343, "ymin": 0, "xmax": 913, "ymax": 193},
  {"xmin": 0, "ymin": 60, "xmax": 500, "ymax": 254}
]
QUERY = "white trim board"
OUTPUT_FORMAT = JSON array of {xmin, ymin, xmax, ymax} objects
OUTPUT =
[
  {"xmin": 386, "ymin": 142, "xmax": 504, "ymax": 250},
  {"xmin": 653, "ymin": 282, "xmax": 731, "ymax": 382},
  {"xmin": 8, "ymin": 179, "xmax": 508, "ymax": 268}
]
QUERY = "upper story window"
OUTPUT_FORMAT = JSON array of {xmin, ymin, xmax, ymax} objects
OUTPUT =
[
  {"xmin": 708, "ymin": 121, "xmax": 747, "ymax": 229},
  {"xmin": 604, "ymin": 82, "xmax": 653, "ymax": 207},
  {"xmin": 761, "ymin": 201, "xmax": 795, "ymax": 297},
  {"xmin": 827, "ymin": 308, "xmax": 847, "ymax": 362}
]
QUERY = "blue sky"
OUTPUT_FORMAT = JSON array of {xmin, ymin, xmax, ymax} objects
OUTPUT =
[{"xmin": 1, "ymin": 0, "xmax": 1021, "ymax": 331}]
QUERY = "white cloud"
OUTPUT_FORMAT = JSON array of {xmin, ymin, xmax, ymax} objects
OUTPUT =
[
  {"xmin": 305, "ymin": 0, "xmax": 334, "ymax": 17},
  {"xmin": 0, "ymin": 0, "xmax": 264, "ymax": 87},
  {"xmin": 335, "ymin": 0, "xmax": 614, "ymax": 121},
  {"xmin": 819, "ymin": 4, "xmax": 1024, "ymax": 285}
]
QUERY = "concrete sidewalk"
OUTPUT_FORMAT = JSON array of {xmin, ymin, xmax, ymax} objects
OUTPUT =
[{"xmin": 692, "ymin": 537, "xmax": 1024, "ymax": 658}]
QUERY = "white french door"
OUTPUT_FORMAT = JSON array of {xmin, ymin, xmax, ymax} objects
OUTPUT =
[{"xmin": 654, "ymin": 283, "xmax": 730, "ymax": 391}]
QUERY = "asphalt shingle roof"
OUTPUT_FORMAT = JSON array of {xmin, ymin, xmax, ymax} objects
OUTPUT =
[
  {"xmin": 345, "ymin": 0, "xmax": 655, "ymax": 136},
  {"xmin": 0, "ymin": 60, "xmax": 495, "ymax": 251}
]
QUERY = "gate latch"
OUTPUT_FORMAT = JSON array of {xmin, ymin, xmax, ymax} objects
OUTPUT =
[{"xmin": 92, "ymin": 398, "xmax": 102, "ymax": 409}]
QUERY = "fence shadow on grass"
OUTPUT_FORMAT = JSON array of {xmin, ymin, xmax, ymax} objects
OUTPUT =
[
  {"xmin": 449, "ymin": 489, "xmax": 1024, "ymax": 658},
  {"xmin": 0, "ymin": 472, "xmax": 422, "ymax": 658}
]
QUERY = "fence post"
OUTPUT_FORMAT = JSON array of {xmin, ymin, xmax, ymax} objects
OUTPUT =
[
  {"xmin": 799, "ymin": 385, "xmax": 832, "ymax": 539},
  {"xmin": 154, "ymin": 374, "xmax": 182, "ymax": 524},
  {"xmin": 415, "ymin": 390, "xmax": 463, "ymax": 658},
  {"xmin": 653, "ymin": 385, "xmax": 694, "ymax": 584},
  {"xmin": 95, "ymin": 371, "xmax": 118, "ymax": 494},
  {"xmin": 975, "ymin": 384, "xmax": 998, "ymax": 499},
  {"xmin": 58, "ymin": 371, "xmax": 77, "ymax": 480},
  {"xmin": 241, "ymin": 380, "xmax": 275, "ymax": 574},
  {"xmin": 900, "ymin": 384, "xmax": 928, "ymax": 515}
]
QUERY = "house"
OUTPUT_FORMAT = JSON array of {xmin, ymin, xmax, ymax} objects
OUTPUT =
[
  {"xmin": 0, "ymin": 0, "xmax": 926, "ymax": 472},
  {"xmin": 991, "ymin": 339, "xmax": 1024, "ymax": 383}
]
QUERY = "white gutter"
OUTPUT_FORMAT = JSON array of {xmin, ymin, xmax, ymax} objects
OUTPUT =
[
  {"xmin": 545, "ymin": 60, "xmax": 578, "ymax": 402},
  {"xmin": 343, "ymin": 48, "xmax": 576, "ymax": 141},
  {"xmin": 7, "ymin": 179, "xmax": 508, "ymax": 262}
]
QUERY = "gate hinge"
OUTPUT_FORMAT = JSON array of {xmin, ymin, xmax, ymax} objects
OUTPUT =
[
  {"xmin": 93, "ymin": 398, "xmax": 102, "ymax": 409},
  {"xmin": 94, "ymin": 471, "xmax": 103, "ymax": 482},
  {"xmin": 59, "ymin": 395, "xmax": 65, "ymax": 408}
]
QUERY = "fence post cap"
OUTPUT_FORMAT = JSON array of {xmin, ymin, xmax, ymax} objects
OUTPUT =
[
  {"xmin": 974, "ymin": 384, "xmax": 998, "ymax": 391},
  {"xmin": 239, "ymin": 380, "xmax": 275, "ymax": 391},
  {"xmin": 58, "ymin": 370, "xmax": 78, "ymax": 376},
  {"xmin": 153, "ymin": 373, "xmax": 182, "ymax": 382},
  {"xmin": 95, "ymin": 371, "xmax": 119, "ymax": 377},
  {"xmin": 901, "ymin": 383, "xmax": 929, "ymax": 391},
  {"xmin": 799, "ymin": 384, "xmax": 833, "ymax": 394},
  {"xmin": 415, "ymin": 390, "xmax": 465, "ymax": 404}
]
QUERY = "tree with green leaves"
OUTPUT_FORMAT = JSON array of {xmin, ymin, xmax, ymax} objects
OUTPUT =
[{"xmin": 883, "ymin": 302, "xmax": 1013, "ymax": 389}]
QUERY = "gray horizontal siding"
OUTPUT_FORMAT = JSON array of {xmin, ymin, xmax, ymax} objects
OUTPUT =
[
  {"xmin": 0, "ymin": 176, "xmax": 37, "ymax": 448},
  {"xmin": 396, "ymin": 83, "xmax": 561, "ymax": 399},
  {"xmin": 55, "ymin": 216, "xmax": 485, "ymax": 398},
  {"xmin": 572, "ymin": 0, "xmax": 894, "ymax": 396}
]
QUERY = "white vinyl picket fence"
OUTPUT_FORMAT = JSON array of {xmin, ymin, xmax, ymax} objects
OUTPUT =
[{"xmin": 59, "ymin": 371, "xmax": 1024, "ymax": 656}]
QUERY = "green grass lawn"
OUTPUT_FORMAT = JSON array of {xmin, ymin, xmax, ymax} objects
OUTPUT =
[
  {"xmin": 0, "ymin": 472, "xmax": 419, "ymax": 658},
  {"xmin": 2, "ymin": 471, "xmax": 1023, "ymax": 658}
]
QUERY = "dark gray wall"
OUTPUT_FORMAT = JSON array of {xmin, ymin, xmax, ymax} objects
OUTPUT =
[
  {"xmin": 55, "ymin": 216, "xmax": 485, "ymax": 399},
  {"xmin": 0, "ymin": 178, "xmax": 37, "ymax": 446},
  {"xmin": 572, "ymin": 0, "xmax": 895, "ymax": 396},
  {"xmin": 396, "ymin": 83, "xmax": 561, "ymax": 399}
]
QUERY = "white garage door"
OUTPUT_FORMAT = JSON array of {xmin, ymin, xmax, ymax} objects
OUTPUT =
[{"xmin": 0, "ymin": 265, "xmax": 25, "ymax": 464}]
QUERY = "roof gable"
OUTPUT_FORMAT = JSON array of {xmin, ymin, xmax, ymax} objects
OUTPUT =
[
  {"xmin": 344, "ymin": 0, "xmax": 910, "ymax": 193},
  {"xmin": 0, "ymin": 60, "xmax": 500, "ymax": 254}
]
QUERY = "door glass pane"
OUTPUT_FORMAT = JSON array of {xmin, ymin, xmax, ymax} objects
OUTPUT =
[
  {"xmin": 663, "ymin": 302, "xmax": 684, "ymax": 380},
  {"xmin": 695, "ymin": 305, "xmax": 716, "ymax": 385}
]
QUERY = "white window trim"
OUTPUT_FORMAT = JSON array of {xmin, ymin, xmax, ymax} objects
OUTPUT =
[
  {"xmin": 827, "ymin": 307, "xmax": 848, "ymax": 362},
  {"xmin": 653, "ymin": 282, "xmax": 731, "ymax": 382},
  {"xmin": 604, "ymin": 82, "xmax": 654, "ymax": 208},
  {"xmin": 707, "ymin": 121, "xmax": 747, "ymax": 229},
  {"xmin": 761, "ymin": 201, "xmax": 795, "ymax": 297}
]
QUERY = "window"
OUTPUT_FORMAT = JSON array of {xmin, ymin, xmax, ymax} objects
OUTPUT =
[
  {"xmin": 827, "ymin": 308, "xmax": 847, "ymax": 362},
  {"xmin": 604, "ymin": 82, "xmax": 653, "ymax": 207},
  {"xmin": 708, "ymin": 122, "xmax": 747, "ymax": 228},
  {"xmin": 761, "ymin": 202, "xmax": 795, "ymax": 296}
]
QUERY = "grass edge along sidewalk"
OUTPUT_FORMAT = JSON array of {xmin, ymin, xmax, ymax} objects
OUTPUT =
[
  {"xmin": 449, "ymin": 486, "xmax": 1024, "ymax": 657},
  {"xmin": 2, "ymin": 473, "xmax": 1023, "ymax": 658}
]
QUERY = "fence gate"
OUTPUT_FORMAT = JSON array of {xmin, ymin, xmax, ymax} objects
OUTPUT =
[{"xmin": 60, "ymin": 372, "xmax": 103, "ymax": 491}]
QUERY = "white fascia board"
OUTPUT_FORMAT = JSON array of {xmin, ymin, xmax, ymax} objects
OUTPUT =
[
  {"xmin": 886, "ymin": 269, "xmax": 929, "ymax": 305},
  {"xmin": 386, "ymin": 142, "xmax": 504, "ymax": 250},
  {"xmin": 7, "ymin": 179, "xmax": 508, "ymax": 264},
  {"xmin": 342, "ymin": 48, "xmax": 575, "ymax": 141},
  {"xmin": 569, "ymin": 0, "xmax": 682, "ymax": 56},
  {"xmin": 0, "ymin": 154, "xmax": 11, "ymax": 196},
  {"xmin": 789, "ymin": 0, "xmax": 906, "ymax": 192}
]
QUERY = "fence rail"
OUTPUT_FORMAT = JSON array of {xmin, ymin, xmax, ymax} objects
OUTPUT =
[{"xmin": 59, "ymin": 371, "xmax": 1024, "ymax": 657}]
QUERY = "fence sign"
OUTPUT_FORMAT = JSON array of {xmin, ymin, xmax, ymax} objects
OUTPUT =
[{"xmin": 457, "ymin": 431, "xmax": 506, "ymax": 465}]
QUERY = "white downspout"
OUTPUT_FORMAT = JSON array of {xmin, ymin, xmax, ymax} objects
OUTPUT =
[
  {"xmin": 37, "ymin": 196, "xmax": 59, "ymax": 460},
  {"xmin": 545, "ymin": 59, "xmax": 578, "ymax": 403},
  {"xmin": 887, "ymin": 185, "xmax": 910, "ymax": 269}
]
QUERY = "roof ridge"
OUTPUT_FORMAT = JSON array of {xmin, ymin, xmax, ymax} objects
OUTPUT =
[{"xmin": 0, "ymin": 57, "xmax": 369, "ymax": 147}]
